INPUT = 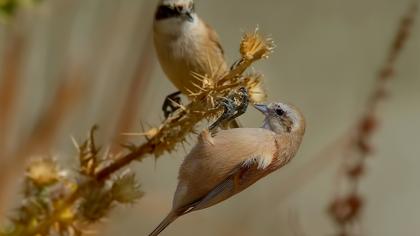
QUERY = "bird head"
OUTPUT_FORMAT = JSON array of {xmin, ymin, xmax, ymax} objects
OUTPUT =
[
  {"xmin": 155, "ymin": 0, "xmax": 195, "ymax": 22},
  {"xmin": 254, "ymin": 102, "xmax": 305, "ymax": 135}
]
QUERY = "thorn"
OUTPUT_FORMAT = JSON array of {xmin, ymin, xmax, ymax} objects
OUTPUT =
[
  {"xmin": 186, "ymin": 88, "xmax": 194, "ymax": 95},
  {"xmin": 121, "ymin": 132, "xmax": 149, "ymax": 136},
  {"xmin": 101, "ymin": 146, "xmax": 111, "ymax": 160},
  {"xmin": 145, "ymin": 122, "xmax": 153, "ymax": 130},
  {"xmin": 71, "ymin": 136, "xmax": 80, "ymax": 152},
  {"xmin": 191, "ymin": 82, "xmax": 206, "ymax": 91},
  {"xmin": 181, "ymin": 142, "xmax": 187, "ymax": 153},
  {"xmin": 168, "ymin": 98, "xmax": 186, "ymax": 111},
  {"xmin": 140, "ymin": 121, "xmax": 146, "ymax": 133},
  {"xmin": 209, "ymin": 96, "xmax": 216, "ymax": 107},
  {"xmin": 191, "ymin": 72, "xmax": 207, "ymax": 82},
  {"xmin": 186, "ymin": 88, "xmax": 200, "ymax": 97},
  {"xmin": 190, "ymin": 129, "xmax": 199, "ymax": 135},
  {"xmin": 184, "ymin": 138, "xmax": 191, "ymax": 145},
  {"xmin": 82, "ymin": 229, "xmax": 98, "ymax": 235},
  {"xmin": 206, "ymin": 54, "xmax": 214, "ymax": 74}
]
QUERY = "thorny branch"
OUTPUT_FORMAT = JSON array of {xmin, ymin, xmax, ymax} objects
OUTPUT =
[
  {"xmin": 0, "ymin": 30, "xmax": 273, "ymax": 236},
  {"xmin": 328, "ymin": 3, "xmax": 418, "ymax": 236}
]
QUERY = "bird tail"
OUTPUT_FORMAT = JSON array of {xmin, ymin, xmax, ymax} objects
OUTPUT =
[{"xmin": 149, "ymin": 211, "xmax": 179, "ymax": 236}]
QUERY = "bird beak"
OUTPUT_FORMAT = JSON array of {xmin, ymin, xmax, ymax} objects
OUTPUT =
[
  {"xmin": 184, "ymin": 11, "xmax": 194, "ymax": 22},
  {"xmin": 253, "ymin": 104, "xmax": 268, "ymax": 114}
]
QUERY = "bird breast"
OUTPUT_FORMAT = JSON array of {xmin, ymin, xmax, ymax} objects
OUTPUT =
[
  {"xmin": 154, "ymin": 18, "xmax": 227, "ymax": 95},
  {"xmin": 173, "ymin": 128, "xmax": 299, "ymax": 209}
]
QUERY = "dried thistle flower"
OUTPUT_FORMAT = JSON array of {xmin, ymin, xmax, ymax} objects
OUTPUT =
[
  {"xmin": 78, "ymin": 173, "xmax": 144, "ymax": 222},
  {"xmin": 243, "ymin": 73, "xmax": 267, "ymax": 103},
  {"xmin": 26, "ymin": 157, "xmax": 61, "ymax": 187},
  {"xmin": 78, "ymin": 183, "xmax": 113, "ymax": 223},
  {"xmin": 111, "ymin": 173, "xmax": 144, "ymax": 204},
  {"xmin": 240, "ymin": 29, "xmax": 275, "ymax": 60},
  {"xmin": 77, "ymin": 126, "xmax": 101, "ymax": 177}
]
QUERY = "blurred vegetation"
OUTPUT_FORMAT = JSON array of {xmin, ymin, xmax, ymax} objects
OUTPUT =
[
  {"xmin": 0, "ymin": 128, "xmax": 144, "ymax": 236},
  {"xmin": 327, "ymin": 5, "xmax": 417, "ymax": 236},
  {"xmin": 0, "ymin": 0, "xmax": 42, "ymax": 20}
]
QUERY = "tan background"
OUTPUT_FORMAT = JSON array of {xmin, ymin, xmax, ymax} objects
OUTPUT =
[{"xmin": 0, "ymin": 0, "xmax": 419, "ymax": 235}]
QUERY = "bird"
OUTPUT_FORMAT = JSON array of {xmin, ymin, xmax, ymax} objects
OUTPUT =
[
  {"xmin": 149, "ymin": 102, "xmax": 306, "ymax": 236},
  {"xmin": 153, "ymin": 0, "xmax": 253, "ymax": 128},
  {"xmin": 153, "ymin": 0, "xmax": 229, "ymax": 117}
]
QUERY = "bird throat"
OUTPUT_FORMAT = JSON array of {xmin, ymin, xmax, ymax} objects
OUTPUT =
[{"xmin": 262, "ymin": 117, "xmax": 292, "ymax": 134}]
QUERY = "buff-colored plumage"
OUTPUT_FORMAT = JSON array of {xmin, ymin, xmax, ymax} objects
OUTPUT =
[
  {"xmin": 153, "ymin": 0, "xmax": 227, "ymax": 95},
  {"xmin": 149, "ymin": 102, "xmax": 306, "ymax": 236}
]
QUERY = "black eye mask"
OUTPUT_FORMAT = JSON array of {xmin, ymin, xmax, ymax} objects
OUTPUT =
[
  {"xmin": 275, "ymin": 108, "xmax": 285, "ymax": 116},
  {"xmin": 155, "ymin": 5, "xmax": 181, "ymax": 20}
]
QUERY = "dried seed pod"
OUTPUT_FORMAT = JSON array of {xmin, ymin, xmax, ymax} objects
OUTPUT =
[{"xmin": 111, "ymin": 174, "xmax": 144, "ymax": 204}]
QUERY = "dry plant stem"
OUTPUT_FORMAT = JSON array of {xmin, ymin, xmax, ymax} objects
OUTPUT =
[
  {"xmin": 96, "ymin": 143, "xmax": 153, "ymax": 181},
  {"xmin": 328, "ymin": 4, "xmax": 417, "ymax": 235},
  {"xmin": 25, "ymin": 31, "xmax": 273, "ymax": 236},
  {"xmin": 0, "ymin": 32, "xmax": 25, "ymax": 217},
  {"xmin": 0, "ymin": 33, "xmax": 24, "ymax": 155}
]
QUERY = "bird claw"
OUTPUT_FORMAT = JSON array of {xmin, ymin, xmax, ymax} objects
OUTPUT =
[
  {"xmin": 229, "ymin": 87, "xmax": 249, "ymax": 120},
  {"xmin": 209, "ymin": 87, "xmax": 249, "ymax": 131},
  {"xmin": 162, "ymin": 91, "xmax": 183, "ymax": 118}
]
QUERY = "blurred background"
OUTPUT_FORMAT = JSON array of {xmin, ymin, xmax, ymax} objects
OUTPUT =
[{"xmin": 0, "ymin": 0, "xmax": 419, "ymax": 235}]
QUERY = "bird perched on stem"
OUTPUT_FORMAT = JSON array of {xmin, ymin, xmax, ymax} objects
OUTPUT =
[
  {"xmin": 153, "ymin": 0, "xmax": 230, "ymax": 117},
  {"xmin": 149, "ymin": 101, "xmax": 306, "ymax": 236}
]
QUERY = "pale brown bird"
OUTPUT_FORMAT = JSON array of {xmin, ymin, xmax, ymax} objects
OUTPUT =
[
  {"xmin": 153, "ymin": 0, "xmax": 228, "ymax": 98},
  {"xmin": 149, "ymin": 102, "xmax": 306, "ymax": 236},
  {"xmin": 153, "ymin": 0, "xmax": 247, "ymax": 128}
]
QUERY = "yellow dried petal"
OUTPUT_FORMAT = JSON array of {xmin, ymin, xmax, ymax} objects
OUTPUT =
[
  {"xmin": 58, "ymin": 207, "xmax": 75, "ymax": 223},
  {"xmin": 26, "ymin": 158, "xmax": 60, "ymax": 186},
  {"xmin": 244, "ymin": 75, "xmax": 268, "ymax": 103},
  {"xmin": 240, "ymin": 29, "xmax": 274, "ymax": 61}
]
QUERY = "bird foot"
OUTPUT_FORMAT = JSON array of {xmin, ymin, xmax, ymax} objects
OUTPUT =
[
  {"xmin": 162, "ymin": 91, "xmax": 183, "ymax": 118},
  {"xmin": 209, "ymin": 87, "xmax": 249, "ymax": 131}
]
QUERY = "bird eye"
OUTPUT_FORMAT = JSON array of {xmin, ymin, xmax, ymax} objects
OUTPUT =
[{"xmin": 275, "ymin": 108, "xmax": 285, "ymax": 116}]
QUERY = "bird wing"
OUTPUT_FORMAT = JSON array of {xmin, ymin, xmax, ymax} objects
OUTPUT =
[
  {"xmin": 200, "ymin": 21, "xmax": 228, "ymax": 77},
  {"xmin": 205, "ymin": 22, "xmax": 224, "ymax": 56},
  {"xmin": 174, "ymin": 128, "xmax": 280, "ymax": 210},
  {"xmin": 178, "ymin": 152, "xmax": 275, "ymax": 214}
]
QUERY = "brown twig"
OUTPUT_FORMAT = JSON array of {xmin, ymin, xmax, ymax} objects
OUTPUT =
[
  {"xmin": 0, "ymin": 32, "xmax": 24, "ymax": 155},
  {"xmin": 0, "ymin": 31, "xmax": 25, "ymax": 218},
  {"xmin": 328, "ymin": 3, "xmax": 417, "ymax": 235}
]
